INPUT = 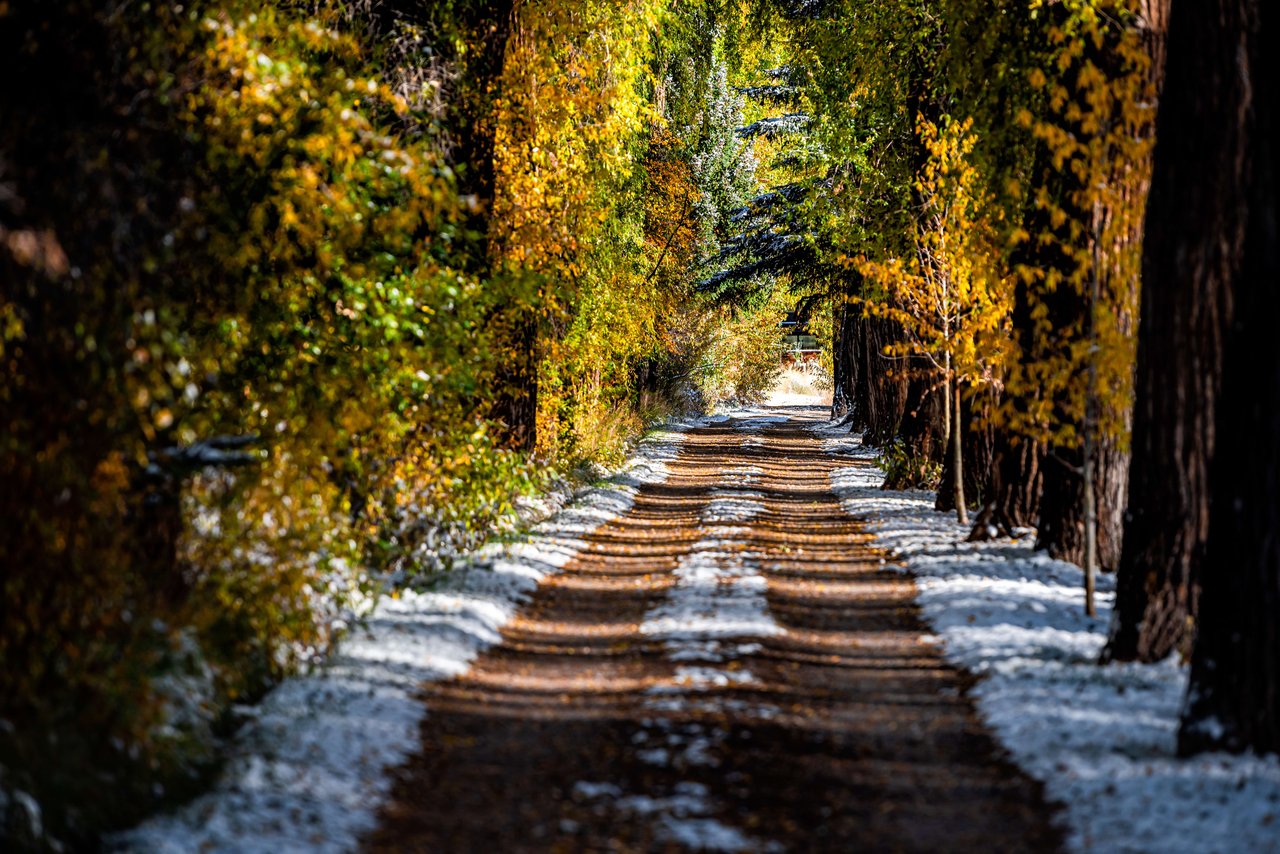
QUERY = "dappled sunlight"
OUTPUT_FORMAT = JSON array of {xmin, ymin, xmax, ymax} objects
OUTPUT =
[
  {"xmin": 821, "ymin": 428, "xmax": 1280, "ymax": 854},
  {"xmin": 367, "ymin": 413, "xmax": 1061, "ymax": 852}
]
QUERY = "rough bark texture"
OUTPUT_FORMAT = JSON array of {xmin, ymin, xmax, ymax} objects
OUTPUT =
[
  {"xmin": 967, "ymin": 427, "xmax": 1043, "ymax": 540},
  {"xmin": 967, "ymin": 270, "xmax": 1049, "ymax": 537},
  {"xmin": 1103, "ymin": 0, "xmax": 1216, "ymax": 664},
  {"xmin": 831, "ymin": 290, "xmax": 855, "ymax": 422},
  {"xmin": 852, "ymin": 314, "xmax": 911, "ymax": 446},
  {"xmin": 1176, "ymin": 0, "xmax": 1279, "ymax": 757},
  {"xmin": 831, "ymin": 300, "xmax": 943, "ymax": 483},
  {"xmin": 1036, "ymin": 441, "xmax": 1129, "ymax": 572},
  {"xmin": 888, "ymin": 366, "xmax": 945, "ymax": 488}
]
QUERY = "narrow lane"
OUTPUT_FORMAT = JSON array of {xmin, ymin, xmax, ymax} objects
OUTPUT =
[{"xmin": 366, "ymin": 407, "xmax": 1062, "ymax": 852}]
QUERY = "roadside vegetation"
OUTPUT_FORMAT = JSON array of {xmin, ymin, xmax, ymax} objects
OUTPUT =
[{"xmin": 3, "ymin": 0, "xmax": 1276, "ymax": 849}]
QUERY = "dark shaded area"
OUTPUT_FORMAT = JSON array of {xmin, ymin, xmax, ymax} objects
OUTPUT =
[{"xmin": 1173, "ymin": 0, "xmax": 1280, "ymax": 756}]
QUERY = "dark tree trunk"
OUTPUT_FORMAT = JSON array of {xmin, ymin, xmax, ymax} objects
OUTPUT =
[
  {"xmin": 854, "ymin": 314, "xmax": 911, "ymax": 447},
  {"xmin": 490, "ymin": 312, "xmax": 539, "ymax": 453},
  {"xmin": 451, "ymin": 0, "xmax": 517, "ymax": 255},
  {"xmin": 970, "ymin": 252, "xmax": 1047, "ymax": 539},
  {"xmin": 1104, "ymin": 0, "xmax": 1222, "ymax": 664},
  {"xmin": 1036, "ymin": 440, "xmax": 1129, "ymax": 571},
  {"xmin": 445, "ymin": 2, "xmax": 540, "ymax": 452},
  {"xmin": 1032, "ymin": 236, "xmax": 1135, "ymax": 573},
  {"xmin": 889, "ymin": 16, "xmax": 948, "ymax": 485},
  {"xmin": 937, "ymin": 386, "xmax": 996, "ymax": 514},
  {"xmin": 884, "ymin": 365, "xmax": 945, "ymax": 489},
  {"xmin": 831, "ymin": 292, "xmax": 854, "ymax": 421},
  {"xmin": 1031, "ymin": 2, "xmax": 1164, "ymax": 572},
  {"xmin": 968, "ymin": 427, "xmax": 1044, "ymax": 539},
  {"xmin": 1173, "ymin": 0, "xmax": 1279, "ymax": 757}
]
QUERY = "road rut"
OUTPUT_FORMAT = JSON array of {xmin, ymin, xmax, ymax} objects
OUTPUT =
[{"xmin": 366, "ymin": 407, "xmax": 1062, "ymax": 853}]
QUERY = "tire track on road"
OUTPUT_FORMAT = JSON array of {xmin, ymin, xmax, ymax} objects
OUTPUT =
[{"xmin": 366, "ymin": 408, "xmax": 1062, "ymax": 853}]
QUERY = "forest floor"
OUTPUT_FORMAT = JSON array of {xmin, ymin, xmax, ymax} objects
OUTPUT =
[{"xmin": 120, "ymin": 401, "xmax": 1280, "ymax": 853}]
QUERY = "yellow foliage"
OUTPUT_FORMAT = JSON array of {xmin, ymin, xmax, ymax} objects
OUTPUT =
[
  {"xmin": 856, "ymin": 116, "xmax": 1012, "ymax": 393},
  {"xmin": 1002, "ymin": 0, "xmax": 1155, "ymax": 447}
]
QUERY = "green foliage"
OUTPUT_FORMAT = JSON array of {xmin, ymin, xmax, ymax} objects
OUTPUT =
[
  {"xmin": 0, "ymin": 0, "xmax": 529, "ymax": 845},
  {"xmin": 0, "ymin": 2, "xmax": 746, "ymax": 846},
  {"xmin": 879, "ymin": 439, "xmax": 945, "ymax": 491},
  {"xmin": 695, "ymin": 289, "xmax": 789, "ymax": 406},
  {"xmin": 734, "ymin": 0, "xmax": 1155, "ymax": 457}
]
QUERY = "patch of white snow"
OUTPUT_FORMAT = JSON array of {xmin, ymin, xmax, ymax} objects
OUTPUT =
[
  {"xmin": 821, "ymin": 424, "xmax": 1280, "ymax": 854},
  {"xmin": 115, "ymin": 428, "xmax": 689, "ymax": 853}
]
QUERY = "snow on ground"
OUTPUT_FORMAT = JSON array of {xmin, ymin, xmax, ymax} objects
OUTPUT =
[
  {"xmin": 578, "ymin": 425, "xmax": 785, "ymax": 853},
  {"xmin": 816, "ymin": 422, "xmax": 1280, "ymax": 854},
  {"xmin": 115, "ymin": 424, "xmax": 695, "ymax": 853}
]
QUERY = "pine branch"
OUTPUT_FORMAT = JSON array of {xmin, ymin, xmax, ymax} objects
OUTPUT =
[{"xmin": 736, "ymin": 113, "xmax": 811, "ymax": 139}]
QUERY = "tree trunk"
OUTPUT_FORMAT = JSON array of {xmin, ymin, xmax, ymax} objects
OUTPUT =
[
  {"xmin": 1105, "ymin": 0, "xmax": 1222, "ymax": 665},
  {"xmin": 885, "ymin": 362, "xmax": 945, "ymax": 489},
  {"xmin": 461, "ymin": 3, "xmax": 541, "ymax": 452},
  {"xmin": 967, "ymin": 425, "xmax": 1042, "ymax": 539},
  {"xmin": 1174, "ymin": 0, "xmax": 1279, "ymax": 757},
  {"xmin": 1035, "ymin": 441, "xmax": 1129, "ymax": 572},
  {"xmin": 1033, "ymin": 4, "xmax": 1159, "ymax": 573},
  {"xmin": 969, "ymin": 274, "xmax": 1045, "ymax": 539},
  {"xmin": 950, "ymin": 373, "xmax": 967, "ymax": 525},
  {"xmin": 853, "ymin": 314, "xmax": 910, "ymax": 446},
  {"xmin": 490, "ymin": 312, "xmax": 539, "ymax": 453},
  {"xmin": 1082, "ymin": 426, "xmax": 1098, "ymax": 617},
  {"xmin": 451, "ymin": 0, "xmax": 518, "ymax": 259},
  {"xmin": 831, "ymin": 289, "xmax": 855, "ymax": 422},
  {"xmin": 939, "ymin": 385, "xmax": 996, "ymax": 515}
]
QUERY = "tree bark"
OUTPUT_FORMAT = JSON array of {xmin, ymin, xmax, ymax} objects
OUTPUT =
[
  {"xmin": 950, "ymin": 373, "xmax": 967, "ymax": 524},
  {"xmin": 884, "ymin": 362, "xmax": 945, "ymax": 488},
  {"xmin": 1104, "ymin": 0, "xmax": 1221, "ymax": 664},
  {"xmin": 831, "ymin": 288, "xmax": 856, "ymax": 422},
  {"xmin": 967, "ymin": 427, "xmax": 1042, "ymax": 539},
  {"xmin": 969, "ymin": 271, "xmax": 1045, "ymax": 539},
  {"xmin": 852, "ymin": 314, "xmax": 910, "ymax": 446},
  {"xmin": 939, "ymin": 385, "xmax": 996, "ymax": 515},
  {"xmin": 1036, "ymin": 441, "xmax": 1129, "ymax": 571},
  {"xmin": 1174, "ymin": 0, "xmax": 1279, "ymax": 757}
]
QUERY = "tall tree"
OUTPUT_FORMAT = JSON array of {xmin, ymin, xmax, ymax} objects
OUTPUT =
[
  {"xmin": 1172, "ymin": 0, "xmax": 1279, "ymax": 756},
  {"xmin": 1102, "ymin": 0, "xmax": 1223, "ymax": 666},
  {"xmin": 856, "ymin": 116, "xmax": 1011, "ymax": 519}
]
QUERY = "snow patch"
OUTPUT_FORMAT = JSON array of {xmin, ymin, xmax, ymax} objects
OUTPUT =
[
  {"xmin": 607, "ymin": 459, "xmax": 785, "ymax": 851},
  {"xmin": 703, "ymin": 497, "xmax": 767, "ymax": 523},
  {"xmin": 640, "ymin": 540, "xmax": 782, "ymax": 653},
  {"xmin": 823, "ymin": 425, "xmax": 1280, "ymax": 854},
  {"xmin": 116, "ymin": 428, "xmax": 689, "ymax": 853},
  {"xmin": 574, "ymin": 780, "xmax": 771, "ymax": 852},
  {"xmin": 735, "ymin": 416, "xmax": 789, "ymax": 432}
]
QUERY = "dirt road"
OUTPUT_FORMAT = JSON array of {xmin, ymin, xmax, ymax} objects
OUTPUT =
[{"xmin": 366, "ymin": 408, "xmax": 1061, "ymax": 853}]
